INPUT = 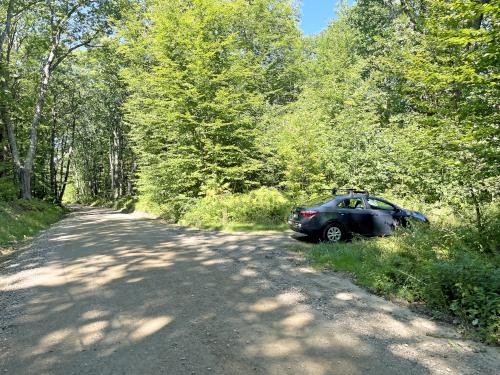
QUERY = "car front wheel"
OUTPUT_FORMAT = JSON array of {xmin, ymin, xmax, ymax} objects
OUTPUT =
[{"xmin": 322, "ymin": 222, "xmax": 345, "ymax": 243}]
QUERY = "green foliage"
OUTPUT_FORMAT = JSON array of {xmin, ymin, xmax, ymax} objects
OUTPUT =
[
  {"xmin": 0, "ymin": 176, "xmax": 17, "ymax": 201},
  {"xmin": 121, "ymin": 0, "xmax": 303, "ymax": 205},
  {"xmin": 180, "ymin": 187, "xmax": 290, "ymax": 230},
  {"xmin": 0, "ymin": 199, "xmax": 66, "ymax": 247},
  {"xmin": 0, "ymin": 0, "xmax": 130, "ymax": 199},
  {"xmin": 67, "ymin": 45, "xmax": 134, "ymax": 202},
  {"xmin": 302, "ymin": 206, "xmax": 500, "ymax": 344},
  {"xmin": 87, "ymin": 196, "xmax": 138, "ymax": 214},
  {"xmin": 432, "ymin": 253, "xmax": 499, "ymax": 343}
]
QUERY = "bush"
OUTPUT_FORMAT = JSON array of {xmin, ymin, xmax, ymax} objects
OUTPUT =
[
  {"xmin": 304, "ymin": 205, "xmax": 500, "ymax": 344},
  {"xmin": 430, "ymin": 254, "xmax": 499, "ymax": 343},
  {"xmin": 0, "ymin": 176, "xmax": 17, "ymax": 201},
  {"xmin": 109, "ymin": 197, "xmax": 137, "ymax": 213},
  {"xmin": 180, "ymin": 187, "xmax": 291, "ymax": 229}
]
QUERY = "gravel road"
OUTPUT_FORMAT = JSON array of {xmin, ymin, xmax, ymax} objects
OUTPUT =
[{"xmin": 0, "ymin": 206, "xmax": 498, "ymax": 375}]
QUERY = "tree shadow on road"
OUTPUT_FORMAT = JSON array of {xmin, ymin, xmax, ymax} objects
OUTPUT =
[{"xmin": 0, "ymin": 207, "xmax": 496, "ymax": 375}]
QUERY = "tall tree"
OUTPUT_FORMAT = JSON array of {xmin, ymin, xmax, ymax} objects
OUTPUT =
[
  {"xmin": 394, "ymin": 0, "xmax": 500, "ymax": 226},
  {"xmin": 63, "ymin": 45, "xmax": 133, "ymax": 202},
  {"xmin": 121, "ymin": 0, "xmax": 303, "ymax": 212},
  {"xmin": 0, "ymin": 0, "xmax": 125, "ymax": 198}
]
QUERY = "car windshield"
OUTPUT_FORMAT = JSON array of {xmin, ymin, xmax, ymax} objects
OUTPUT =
[{"xmin": 367, "ymin": 198, "xmax": 395, "ymax": 211}]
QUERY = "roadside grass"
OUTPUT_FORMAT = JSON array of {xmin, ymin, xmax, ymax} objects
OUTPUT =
[
  {"xmin": 187, "ymin": 221, "xmax": 289, "ymax": 232},
  {"xmin": 0, "ymin": 199, "xmax": 66, "ymax": 252},
  {"xmin": 292, "ymin": 208, "xmax": 500, "ymax": 344},
  {"xmin": 179, "ymin": 187, "xmax": 290, "ymax": 232},
  {"xmin": 86, "ymin": 188, "xmax": 291, "ymax": 233},
  {"xmin": 89, "ymin": 196, "xmax": 139, "ymax": 213}
]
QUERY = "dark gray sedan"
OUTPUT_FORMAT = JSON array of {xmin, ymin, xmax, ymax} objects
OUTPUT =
[{"xmin": 288, "ymin": 192, "xmax": 428, "ymax": 242}]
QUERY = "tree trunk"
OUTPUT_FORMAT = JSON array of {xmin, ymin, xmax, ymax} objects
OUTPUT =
[
  {"xmin": 58, "ymin": 133, "xmax": 67, "ymax": 189},
  {"xmin": 58, "ymin": 157, "xmax": 71, "ymax": 204},
  {"xmin": 0, "ymin": 1, "xmax": 19, "ymax": 180},
  {"xmin": 57, "ymin": 116, "xmax": 76, "ymax": 203},
  {"xmin": 20, "ymin": 44, "xmax": 58, "ymax": 199},
  {"xmin": 470, "ymin": 187, "xmax": 483, "ymax": 232},
  {"xmin": 3, "ymin": 109, "xmax": 19, "ymax": 158},
  {"xmin": 50, "ymin": 110, "xmax": 57, "ymax": 199},
  {"xmin": 19, "ymin": 167, "xmax": 31, "ymax": 199},
  {"xmin": 109, "ymin": 142, "xmax": 114, "ymax": 198},
  {"xmin": 109, "ymin": 128, "xmax": 122, "ymax": 199},
  {"xmin": 0, "ymin": 124, "xmax": 6, "ymax": 177},
  {"xmin": 128, "ymin": 160, "xmax": 137, "ymax": 196},
  {"xmin": 0, "ymin": 0, "xmax": 14, "ymax": 59}
]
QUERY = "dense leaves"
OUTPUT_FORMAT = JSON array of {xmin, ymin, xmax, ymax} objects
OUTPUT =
[
  {"xmin": 1, "ymin": 0, "xmax": 497, "ymax": 212},
  {"xmin": 121, "ymin": 0, "xmax": 303, "ymax": 206}
]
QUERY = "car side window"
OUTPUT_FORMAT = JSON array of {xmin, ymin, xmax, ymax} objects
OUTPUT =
[
  {"xmin": 367, "ymin": 198, "xmax": 395, "ymax": 211},
  {"xmin": 337, "ymin": 199, "xmax": 347, "ymax": 208},
  {"xmin": 337, "ymin": 198, "xmax": 365, "ymax": 209}
]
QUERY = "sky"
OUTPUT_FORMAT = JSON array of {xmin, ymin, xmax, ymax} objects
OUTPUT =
[{"xmin": 300, "ymin": 0, "xmax": 338, "ymax": 36}]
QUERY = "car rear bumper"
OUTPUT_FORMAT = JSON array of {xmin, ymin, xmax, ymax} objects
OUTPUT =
[
  {"xmin": 288, "ymin": 219, "xmax": 303, "ymax": 232},
  {"xmin": 287, "ymin": 217, "xmax": 318, "ymax": 236}
]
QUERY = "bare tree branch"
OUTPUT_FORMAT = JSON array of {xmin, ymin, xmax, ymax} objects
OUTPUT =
[
  {"xmin": 51, "ymin": 26, "xmax": 108, "ymax": 71},
  {"xmin": 50, "ymin": 41, "xmax": 91, "ymax": 71},
  {"xmin": 12, "ymin": 0, "xmax": 45, "ymax": 18}
]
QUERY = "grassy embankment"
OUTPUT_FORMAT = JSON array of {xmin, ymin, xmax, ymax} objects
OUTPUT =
[
  {"xmin": 0, "ymin": 199, "xmax": 66, "ymax": 254},
  {"xmin": 291, "ymin": 202, "xmax": 499, "ymax": 344}
]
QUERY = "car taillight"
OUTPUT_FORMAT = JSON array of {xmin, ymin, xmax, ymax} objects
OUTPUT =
[{"xmin": 300, "ymin": 210, "xmax": 319, "ymax": 219}]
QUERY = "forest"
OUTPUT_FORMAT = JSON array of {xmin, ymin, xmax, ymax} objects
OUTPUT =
[{"xmin": 0, "ymin": 0, "xmax": 498, "ymax": 343}]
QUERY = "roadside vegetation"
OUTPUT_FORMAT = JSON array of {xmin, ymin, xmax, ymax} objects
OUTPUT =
[
  {"xmin": 178, "ymin": 188, "xmax": 290, "ymax": 231},
  {"xmin": 80, "ymin": 188, "xmax": 290, "ymax": 232},
  {"xmin": 293, "ymin": 205, "xmax": 500, "ymax": 344},
  {"xmin": 0, "ymin": 199, "xmax": 66, "ymax": 252}
]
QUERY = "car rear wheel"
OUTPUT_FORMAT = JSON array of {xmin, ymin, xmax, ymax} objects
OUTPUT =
[{"xmin": 322, "ymin": 222, "xmax": 345, "ymax": 243}]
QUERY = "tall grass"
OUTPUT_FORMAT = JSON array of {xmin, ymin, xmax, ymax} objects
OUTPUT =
[{"xmin": 179, "ymin": 187, "xmax": 290, "ymax": 230}]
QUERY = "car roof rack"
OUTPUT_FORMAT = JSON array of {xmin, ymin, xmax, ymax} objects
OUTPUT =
[{"xmin": 321, "ymin": 188, "xmax": 369, "ymax": 196}]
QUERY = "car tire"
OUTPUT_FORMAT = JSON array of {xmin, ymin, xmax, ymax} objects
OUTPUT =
[{"xmin": 321, "ymin": 222, "xmax": 346, "ymax": 243}]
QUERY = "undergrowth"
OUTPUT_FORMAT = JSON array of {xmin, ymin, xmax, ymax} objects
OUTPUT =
[
  {"xmin": 179, "ymin": 187, "xmax": 290, "ymax": 230},
  {"xmin": 87, "ymin": 188, "xmax": 292, "ymax": 232}
]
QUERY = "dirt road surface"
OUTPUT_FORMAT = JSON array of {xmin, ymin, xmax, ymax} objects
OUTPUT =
[{"xmin": 1, "ymin": 207, "xmax": 498, "ymax": 374}]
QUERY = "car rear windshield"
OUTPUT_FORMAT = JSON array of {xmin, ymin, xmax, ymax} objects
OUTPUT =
[{"xmin": 300, "ymin": 193, "xmax": 334, "ymax": 207}]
